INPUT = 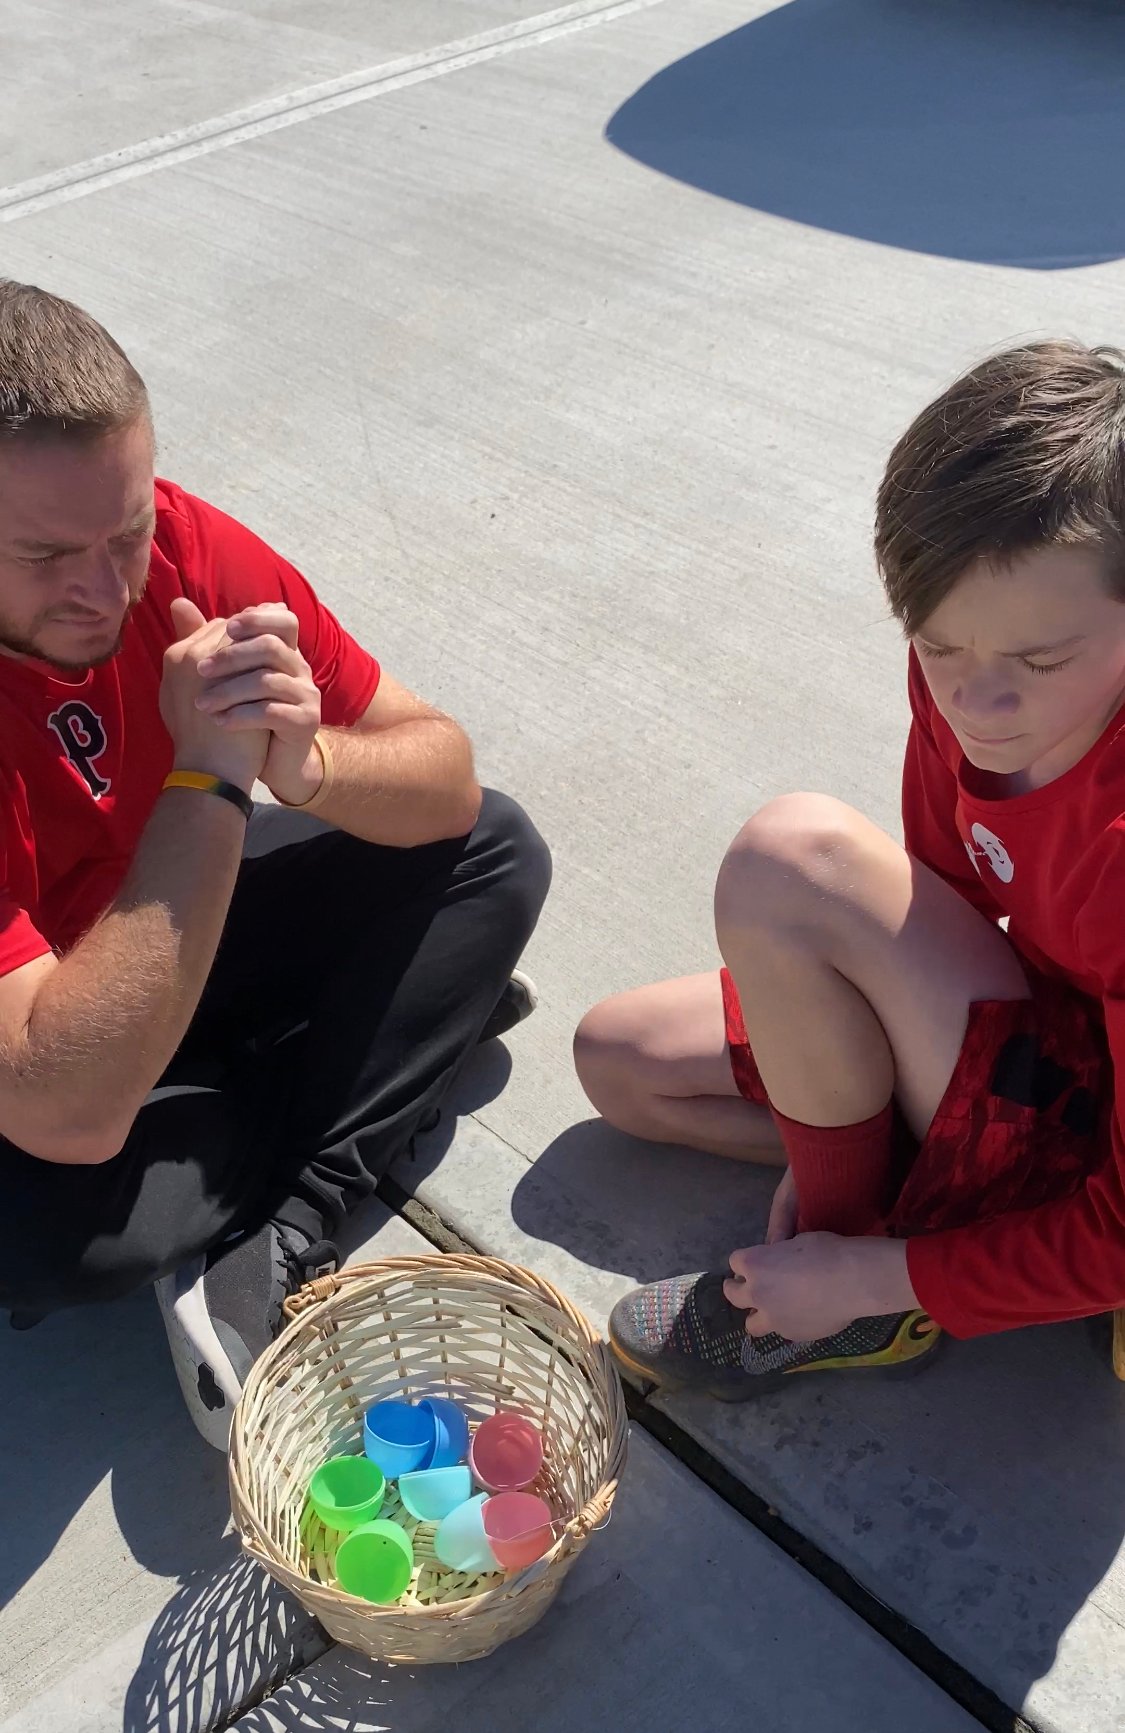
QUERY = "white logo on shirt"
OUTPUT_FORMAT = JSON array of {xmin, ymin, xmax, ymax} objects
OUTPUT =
[{"xmin": 965, "ymin": 822, "xmax": 1014, "ymax": 884}]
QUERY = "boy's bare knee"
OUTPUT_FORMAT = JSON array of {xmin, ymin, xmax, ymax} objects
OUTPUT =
[
  {"xmin": 574, "ymin": 997, "xmax": 663, "ymax": 1129},
  {"xmin": 574, "ymin": 998, "xmax": 633, "ymax": 1098},
  {"xmin": 715, "ymin": 793, "xmax": 868, "ymax": 938}
]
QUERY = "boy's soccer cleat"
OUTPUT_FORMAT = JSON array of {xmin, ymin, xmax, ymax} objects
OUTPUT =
[{"xmin": 608, "ymin": 1270, "xmax": 941, "ymax": 1400}]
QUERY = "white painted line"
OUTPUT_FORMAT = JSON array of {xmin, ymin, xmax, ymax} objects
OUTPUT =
[{"xmin": 0, "ymin": 0, "xmax": 667, "ymax": 224}]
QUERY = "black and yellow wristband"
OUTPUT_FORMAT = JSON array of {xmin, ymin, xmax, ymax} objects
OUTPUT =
[{"xmin": 162, "ymin": 770, "xmax": 254, "ymax": 822}]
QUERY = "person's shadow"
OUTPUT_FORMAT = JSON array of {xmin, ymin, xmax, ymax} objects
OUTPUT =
[
  {"xmin": 374, "ymin": 1040, "xmax": 515, "ymax": 1200},
  {"xmin": 606, "ymin": 0, "xmax": 1125, "ymax": 269},
  {"xmin": 513, "ymin": 1113, "xmax": 1125, "ymax": 1722},
  {"xmin": 0, "ymin": 1043, "xmax": 517, "ymax": 1729},
  {"xmin": 0, "ymin": 1295, "xmax": 236, "ymax": 1610}
]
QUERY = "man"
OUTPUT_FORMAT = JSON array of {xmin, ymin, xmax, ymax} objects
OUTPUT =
[{"xmin": 0, "ymin": 280, "xmax": 550, "ymax": 1447}]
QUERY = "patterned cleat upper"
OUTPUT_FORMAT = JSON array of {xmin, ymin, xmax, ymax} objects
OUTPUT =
[{"xmin": 608, "ymin": 1270, "xmax": 941, "ymax": 1402}]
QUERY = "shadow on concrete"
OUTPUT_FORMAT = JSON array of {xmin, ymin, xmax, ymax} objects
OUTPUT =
[
  {"xmin": 380, "ymin": 1040, "xmax": 514, "ymax": 1198},
  {"xmin": 513, "ymin": 1112, "xmax": 1125, "ymax": 1718},
  {"xmin": 0, "ymin": 1057, "xmax": 516, "ymax": 1612},
  {"xmin": 0, "ymin": 1040, "xmax": 512, "ymax": 1721},
  {"xmin": 514, "ymin": 1112, "xmax": 778, "ymax": 1281},
  {"xmin": 606, "ymin": 0, "xmax": 1125, "ymax": 268},
  {"xmin": 0, "ymin": 1295, "xmax": 249, "ymax": 1722},
  {"xmin": 0, "ymin": 1294, "xmax": 233, "ymax": 1617},
  {"xmin": 122, "ymin": 1549, "xmax": 321, "ymax": 1733}
]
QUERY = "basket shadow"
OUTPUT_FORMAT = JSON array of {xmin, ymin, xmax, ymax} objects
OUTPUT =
[
  {"xmin": 605, "ymin": 0, "xmax": 1125, "ymax": 268},
  {"xmin": 199, "ymin": 1564, "xmax": 643, "ymax": 1733},
  {"xmin": 215, "ymin": 1644, "xmax": 529, "ymax": 1732},
  {"xmin": 121, "ymin": 1546, "xmax": 325, "ymax": 1733}
]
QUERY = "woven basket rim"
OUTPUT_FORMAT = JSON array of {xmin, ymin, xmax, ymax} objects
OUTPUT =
[{"xmin": 228, "ymin": 1251, "xmax": 628, "ymax": 1627}]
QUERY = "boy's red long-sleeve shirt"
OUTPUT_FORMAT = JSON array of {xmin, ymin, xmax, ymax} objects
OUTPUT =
[{"xmin": 902, "ymin": 648, "xmax": 1125, "ymax": 1336}]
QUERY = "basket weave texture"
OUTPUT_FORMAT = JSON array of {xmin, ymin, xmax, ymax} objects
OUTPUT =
[{"xmin": 229, "ymin": 1253, "xmax": 628, "ymax": 1664}]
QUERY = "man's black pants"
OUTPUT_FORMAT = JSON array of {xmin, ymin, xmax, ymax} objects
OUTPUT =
[{"xmin": 0, "ymin": 790, "xmax": 550, "ymax": 1318}]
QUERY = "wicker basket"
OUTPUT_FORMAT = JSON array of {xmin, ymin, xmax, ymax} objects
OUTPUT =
[{"xmin": 229, "ymin": 1253, "xmax": 629, "ymax": 1665}]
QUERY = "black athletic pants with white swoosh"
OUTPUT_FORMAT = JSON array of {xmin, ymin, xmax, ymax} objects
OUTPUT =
[{"xmin": 0, "ymin": 790, "xmax": 550, "ymax": 1319}]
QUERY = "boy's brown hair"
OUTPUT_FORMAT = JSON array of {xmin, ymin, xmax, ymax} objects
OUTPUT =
[
  {"xmin": 875, "ymin": 340, "xmax": 1125, "ymax": 636},
  {"xmin": 0, "ymin": 279, "xmax": 149, "ymax": 444}
]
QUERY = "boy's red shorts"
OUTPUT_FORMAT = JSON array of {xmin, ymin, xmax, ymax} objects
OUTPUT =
[{"xmin": 719, "ymin": 965, "xmax": 1112, "ymax": 1235}]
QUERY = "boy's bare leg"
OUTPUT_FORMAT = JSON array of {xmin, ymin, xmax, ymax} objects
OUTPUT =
[
  {"xmin": 603, "ymin": 793, "xmax": 1032, "ymax": 1396},
  {"xmin": 574, "ymin": 973, "xmax": 785, "ymax": 1164},
  {"xmin": 715, "ymin": 793, "xmax": 1029, "ymax": 1144},
  {"xmin": 577, "ymin": 791, "xmax": 1026, "ymax": 1240}
]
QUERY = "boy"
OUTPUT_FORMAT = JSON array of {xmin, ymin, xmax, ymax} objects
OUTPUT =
[{"xmin": 575, "ymin": 340, "xmax": 1125, "ymax": 1397}]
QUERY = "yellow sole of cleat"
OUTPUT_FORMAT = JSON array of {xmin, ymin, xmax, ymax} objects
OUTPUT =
[
  {"xmin": 785, "ymin": 1310, "xmax": 941, "ymax": 1378},
  {"xmin": 609, "ymin": 1309, "xmax": 943, "ymax": 1401}
]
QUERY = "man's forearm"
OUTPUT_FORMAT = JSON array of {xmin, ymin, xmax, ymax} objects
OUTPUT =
[
  {"xmin": 7, "ymin": 788, "xmax": 245, "ymax": 1161},
  {"xmin": 306, "ymin": 720, "xmax": 481, "ymax": 847}
]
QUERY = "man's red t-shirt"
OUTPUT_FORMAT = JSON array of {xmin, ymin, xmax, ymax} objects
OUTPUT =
[
  {"xmin": 901, "ymin": 647, "xmax": 1125, "ymax": 1335},
  {"xmin": 0, "ymin": 480, "xmax": 380, "ymax": 977}
]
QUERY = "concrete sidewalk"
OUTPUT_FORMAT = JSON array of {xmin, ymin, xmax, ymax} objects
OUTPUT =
[
  {"xmin": 0, "ymin": 1203, "xmax": 975, "ymax": 1733},
  {"xmin": 3, "ymin": 0, "xmax": 1125, "ymax": 1727}
]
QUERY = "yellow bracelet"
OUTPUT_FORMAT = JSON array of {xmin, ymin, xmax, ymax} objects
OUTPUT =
[
  {"xmin": 162, "ymin": 770, "xmax": 254, "ymax": 821},
  {"xmin": 278, "ymin": 730, "xmax": 335, "ymax": 813}
]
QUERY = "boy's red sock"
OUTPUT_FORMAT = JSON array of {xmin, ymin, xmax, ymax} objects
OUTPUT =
[{"xmin": 771, "ymin": 1102, "xmax": 895, "ymax": 1237}]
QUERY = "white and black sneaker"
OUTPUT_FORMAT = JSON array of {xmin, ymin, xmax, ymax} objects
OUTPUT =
[
  {"xmin": 154, "ymin": 1224, "xmax": 337, "ymax": 1450},
  {"xmin": 478, "ymin": 969, "xmax": 538, "ymax": 1045}
]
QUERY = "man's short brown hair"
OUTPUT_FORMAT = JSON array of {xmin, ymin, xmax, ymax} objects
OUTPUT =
[
  {"xmin": 0, "ymin": 279, "xmax": 149, "ymax": 444},
  {"xmin": 875, "ymin": 340, "xmax": 1125, "ymax": 635}
]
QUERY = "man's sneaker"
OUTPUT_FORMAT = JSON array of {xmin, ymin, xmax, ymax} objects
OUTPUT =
[
  {"xmin": 608, "ymin": 1270, "xmax": 941, "ymax": 1401},
  {"xmin": 478, "ymin": 969, "xmax": 539, "ymax": 1044},
  {"xmin": 154, "ymin": 1224, "xmax": 337, "ymax": 1450}
]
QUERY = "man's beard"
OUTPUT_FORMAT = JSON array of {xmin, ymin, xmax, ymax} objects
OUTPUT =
[{"xmin": 0, "ymin": 591, "xmax": 142, "ymax": 672}]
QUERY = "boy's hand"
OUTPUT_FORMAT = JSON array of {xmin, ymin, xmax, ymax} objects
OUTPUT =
[
  {"xmin": 724, "ymin": 1234, "xmax": 858, "ymax": 1342},
  {"xmin": 194, "ymin": 603, "xmax": 323, "ymax": 806},
  {"xmin": 723, "ymin": 1234, "xmax": 917, "ymax": 1342}
]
